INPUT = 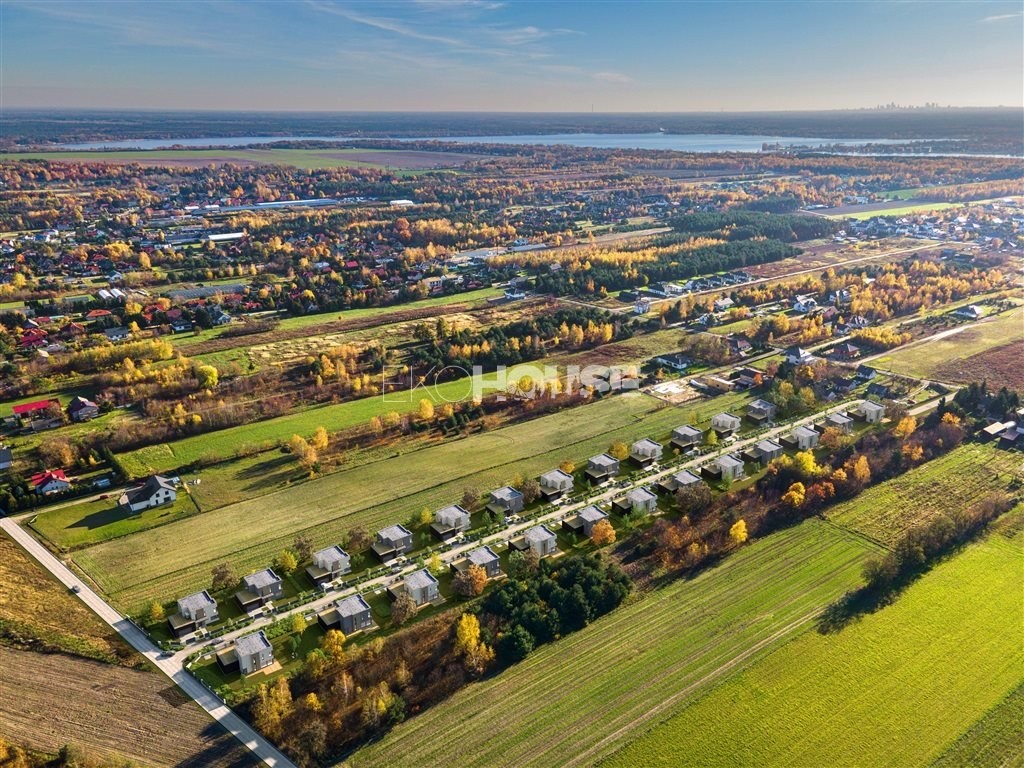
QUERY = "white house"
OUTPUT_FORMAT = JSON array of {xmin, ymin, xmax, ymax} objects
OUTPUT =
[{"xmin": 119, "ymin": 475, "xmax": 177, "ymax": 512}]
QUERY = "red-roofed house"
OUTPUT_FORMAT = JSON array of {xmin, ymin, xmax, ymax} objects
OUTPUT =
[
  {"xmin": 12, "ymin": 399, "xmax": 61, "ymax": 419},
  {"xmin": 31, "ymin": 469, "xmax": 70, "ymax": 495},
  {"xmin": 86, "ymin": 309, "xmax": 112, "ymax": 319}
]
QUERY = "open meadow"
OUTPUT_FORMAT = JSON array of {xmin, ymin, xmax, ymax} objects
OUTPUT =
[
  {"xmin": 349, "ymin": 519, "xmax": 877, "ymax": 768},
  {"xmin": 931, "ymin": 681, "xmax": 1024, "ymax": 768},
  {"xmin": 605, "ymin": 507, "xmax": 1024, "ymax": 768},
  {"xmin": 825, "ymin": 442, "xmax": 1022, "ymax": 546}
]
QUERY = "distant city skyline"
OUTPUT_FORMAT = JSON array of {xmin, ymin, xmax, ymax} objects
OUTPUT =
[{"xmin": 2, "ymin": 0, "xmax": 1022, "ymax": 112}]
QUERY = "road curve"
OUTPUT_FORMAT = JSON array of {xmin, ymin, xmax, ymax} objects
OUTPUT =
[{"xmin": 0, "ymin": 516, "xmax": 298, "ymax": 768}]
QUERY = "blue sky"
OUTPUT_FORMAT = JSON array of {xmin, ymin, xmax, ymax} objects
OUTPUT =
[{"xmin": 2, "ymin": 0, "xmax": 1022, "ymax": 110}]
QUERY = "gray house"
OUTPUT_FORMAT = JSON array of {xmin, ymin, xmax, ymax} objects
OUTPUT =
[
  {"xmin": 318, "ymin": 593, "xmax": 374, "ymax": 635},
  {"xmin": 629, "ymin": 438, "xmax": 663, "ymax": 468},
  {"xmin": 234, "ymin": 630, "xmax": 274, "ymax": 675},
  {"xmin": 703, "ymin": 453, "xmax": 746, "ymax": 484},
  {"xmin": 236, "ymin": 568, "xmax": 283, "ymax": 610},
  {"xmin": 671, "ymin": 425, "xmax": 704, "ymax": 450},
  {"xmin": 563, "ymin": 504, "xmax": 609, "ymax": 537},
  {"xmin": 118, "ymin": 475, "xmax": 176, "ymax": 513},
  {"xmin": 511, "ymin": 524, "xmax": 558, "ymax": 559},
  {"xmin": 746, "ymin": 439, "xmax": 784, "ymax": 465},
  {"xmin": 657, "ymin": 468, "xmax": 702, "ymax": 494},
  {"xmin": 747, "ymin": 398, "xmax": 778, "ymax": 424},
  {"xmin": 585, "ymin": 453, "xmax": 620, "ymax": 484},
  {"xmin": 0, "ymin": 447, "xmax": 12, "ymax": 471},
  {"xmin": 372, "ymin": 524, "xmax": 414, "ymax": 562},
  {"xmin": 613, "ymin": 487, "xmax": 658, "ymax": 516},
  {"xmin": 395, "ymin": 568, "xmax": 440, "ymax": 606},
  {"xmin": 786, "ymin": 425, "xmax": 820, "ymax": 451},
  {"xmin": 431, "ymin": 504, "xmax": 472, "ymax": 540},
  {"xmin": 539, "ymin": 469, "xmax": 574, "ymax": 501},
  {"xmin": 452, "ymin": 545, "xmax": 501, "ymax": 579},
  {"xmin": 306, "ymin": 545, "xmax": 351, "ymax": 585},
  {"xmin": 711, "ymin": 413, "xmax": 742, "ymax": 436},
  {"xmin": 856, "ymin": 401, "xmax": 886, "ymax": 424},
  {"xmin": 487, "ymin": 486, "xmax": 525, "ymax": 516},
  {"xmin": 168, "ymin": 590, "xmax": 219, "ymax": 638},
  {"xmin": 826, "ymin": 412, "xmax": 854, "ymax": 434}
]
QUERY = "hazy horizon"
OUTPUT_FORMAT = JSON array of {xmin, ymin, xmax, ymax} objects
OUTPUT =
[{"xmin": 2, "ymin": 0, "xmax": 1022, "ymax": 112}]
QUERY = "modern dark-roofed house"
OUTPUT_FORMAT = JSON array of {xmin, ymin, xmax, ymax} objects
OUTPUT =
[
  {"xmin": 671, "ymin": 425, "xmax": 704, "ymax": 450},
  {"xmin": 825, "ymin": 412, "xmax": 854, "ymax": 434},
  {"xmin": 306, "ymin": 545, "xmax": 351, "ymax": 585},
  {"xmin": 118, "ymin": 475, "xmax": 176, "ymax": 513},
  {"xmin": 711, "ymin": 413, "xmax": 742, "ymax": 437},
  {"xmin": 487, "ymin": 486, "xmax": 524, "ymax": 516},
  {"xmin": 539, "ymin": 469, "xmax": 574, "ymax": 501},
  {"xmin": 585, "ymin": 454, "xmax": 620, "ymax": 484},
  {"xmin": 431, "ymin": 504, "xmax": 471, "ymax": 540},
  {"xmin": 746, "ymin": 399, "xmax": 777, "ymax": 425},
  {"xmin": 785, "ymin": 425, "xmax": 820, "ymax": 451},
  {"xmin": 168, "ymin": 590, "xmax": 219, "ymax": 637},
  {"xmin": 855, "ymin": 400, "xmax": 886, "ymax": 424},
  {"xmin": 392, "ymin": 568, "xmax": 440, "ymax": 606},
  {"xmin": 746, "ymin": 439, "xmax": 784, "ymax": 465},
  {"xmin": 613, "ymin": 487, "xmax": 658, "ymax": 516},
  {"xmin": 562, "ymin": 504, "xmax": 609, "ymax": 537},
  {"xmin": 451, "ymin": 545, "xmax": 501, "ymax": 578},
  {"xmin": 318, "ymin": 593, "xmax": 375, "ymax": 634},
  {"xmin": 629, "ymin": 438, "xmax": 663, "ymax": 467},
  {"xmin": 703, "ymin": 453, "xmax": 746, "ymax": 485},
  {"xmin": 235, "ymin": 568, "xmax": 283, "ymax": 610},
  {"xmin": 657, "ymin": 469, "xmax": 702, "ymax": 494},
  {"xmin": 372, "ymin": 524, "xmax": 413, "ymax": 562},
  {"xmin": 510, "ymin": 524, "xmax": 558, "ymax": 558},
  {"xmin": 233, "ymin": 630, "xmax": 274, "ymax": 675}
]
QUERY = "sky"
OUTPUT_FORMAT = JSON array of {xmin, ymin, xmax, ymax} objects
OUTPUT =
[{"xmin": 2, "ymin": 0, "xmax": 1022, "ymax": 112}]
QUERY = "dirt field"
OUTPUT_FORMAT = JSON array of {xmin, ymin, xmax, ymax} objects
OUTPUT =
[
  {"xmin": 0, "ymin": 647, "xmax": 257, "ymax": 767},
  {"xmin": 933, "ymin": 340, "xmax": 1024, "ymax": 390}
]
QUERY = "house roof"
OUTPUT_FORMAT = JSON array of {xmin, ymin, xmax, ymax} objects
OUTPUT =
[
  {"xmin": 314, "ymin": 545, "xmax": 348, "ymax": 564},
  {"xmin": 712, "ymin": 412, "xmax": 741, "ymax": 425},
  {"xmin": 405, "ymin": 568, "xmax": 439, "ymax": 590},
  {"xmin": 67, "ymin": 396, "xmax": 98, "ymax": 412},
  {"xmin": 467, "ymin": 546, "xmax": 499, "ymax": 566},
  {"xmin": 860, "ymin": 401, "xmax": 886, "ymax": 414},
  {"xmin": 489, "ymin": 486, "xmax": 523, "ymax": 502},
  {"xmin": 31, "ymin": 469, "xmax": 68, "ymax": 487},
  {"xmin": 243, "ymin": 568, "xmax": 281, "ymax": 590},
  {"xmin": 749, "ymin": 399, "xmax": 776, "ymax": 411},
  {"xmin": 524, "ymin": 524, "xmax": 556, "ymax": 543},
  {"xmin": 436, "ymin": 504, "xmax": 470, "ymax": 523},
  {"xmin": 589, "ymin": 453, "xmax": 618, "ymax": 468},
  {"xmin": 0, "ymin": 447, "xmax": 12, "ymax": 463},
  {"xmin": 755, "ymin": 439, "xmax": 783, "ymax": 453},
  {"xmin": 625, "ymin": 487, "xmax": 657, "ymax": 504},
  {"xmin": 578, "ymin": 505, "xmax": 608, "ymax": 523},
  {"xmin": 827, "ymin": 412, "xmax": 853, "ymax": 424},
  {"xmin": 336, "ymin": 593, "xmax": 371, "ymax": 618},
  {"xmin": 792, "ymin": 425, "xmax": 818, "ymax": 440},
  {"xmin": 540, "ymin": 469, "xmax": 573, "ymax": 486},
  {"xmin": 631, "ymin": 438, "xmax": 662, "ymax": 453},
  {"xmin": 673, "ymin": 469, "xmax": 701, "ymax": 486},
  {"xmin": 717, "ymin": 454, "xmax": 745, "ymax": 470},
  {"xmin": 673, "ymin": 424, "xmax": 703, "ymax": 437},
  {"xmin": 235, "ymin": 630, "xmax": 271, "ymax": 657},
  {"xmin": 178, "ymin": 590, "xmax": 216, "ymax": 614},
  {"xmin": 378, "ymin": 524, "xmax": 412, "ymax": 541},
  {"xmin": 123, "ymin": 475, "xmax": 175, "ymax": 505},
  {"xmin": 12, "ymin": 398, "xmax": 58, "ymax": 416}
]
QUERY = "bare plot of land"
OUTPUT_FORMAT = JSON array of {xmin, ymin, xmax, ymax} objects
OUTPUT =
[
  {"xmin": 932, "ymin": 340, "xmax": 1024, "ymax": 391},
  {"xmin": 0, "ymin": 647, "xmax": 257, "ymax": 768},
  {"xmin": 317, "ymin": 149, "xmax": 491, "ymax": 168}
]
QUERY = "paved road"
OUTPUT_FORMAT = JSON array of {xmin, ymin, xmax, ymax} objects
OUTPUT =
[{"xmin": 0, "ymin": 517, "xmax": 298, "ymax": 768}]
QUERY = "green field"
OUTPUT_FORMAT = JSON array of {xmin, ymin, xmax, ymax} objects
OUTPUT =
[
  {"xmin": 826, "ymin": 442, "xmax": 1021, "ymax": 546},
  {"xmin": 349, "ymin": 519, "xmax": 877, "ymax": 768},
  {"xmin": 931, "ymin": 681, "xmax": 1024, "ymax": 768},
  {"xmin": 606, "ymin": 509, "xmax": 1024, "ymax": 768}
]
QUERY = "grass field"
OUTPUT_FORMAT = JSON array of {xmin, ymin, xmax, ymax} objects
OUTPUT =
[
  {"xmin": 606, "ymin": 508, "xmax": 1024, "ymax": 768},
  {"xmin": 0, "ymin": 647, "xmax": 258, "ymax": 767},
  {"xmin": 824, "ymin": 201, "xmax": 961, "ymax": 220},
  {"xmin": 349, "ymin": 519, "xmax": 877, "ymax": 768},
  {"xmin": 931, "ymin": 681, "xmax": 1024, "ymax": 768},
  {"xmin": 825, "ymin": 442, "xmax": 1022, "ymax": 546},
  {"xmin": 74, "ymin": 390, "xmax": 760, "ymax": 612},
  {"xmin": 871, "ymin": 307, "xmax": 1024, "ymax": 384}
]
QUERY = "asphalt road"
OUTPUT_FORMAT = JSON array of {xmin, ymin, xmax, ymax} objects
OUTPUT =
[{"xmin": 0, "ymin": 516, "xmax": 298, "ymax": 768}]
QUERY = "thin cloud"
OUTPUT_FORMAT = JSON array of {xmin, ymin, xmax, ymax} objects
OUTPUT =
[
  {"xmin": 980, "ymin": 12, "xmax": 1022, "ymax": 22},
  {"xmin": 593, "ymin": 71, "xmax": 632, "ymax": 84}
]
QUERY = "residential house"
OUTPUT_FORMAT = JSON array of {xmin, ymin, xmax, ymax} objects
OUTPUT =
[
  {"xmin": 103, "ymin": 326, "xmax": 131, "ymax": 342},
  {"xmin": 319, "ymin": 593, "xmax": 375, "ymax": 634},
  {"xmin": 0, "ymin": 446, "xmax": 11, "ymax": 471},
  {"xmin": 825, "ymin": 412, "xmax": 854, "ymax": 434},
  {"xmin": 451, "ymin": 546, "xmax": 501, "ymax": 579},
  {"xmin": 711, "ymin": 412, "xmax": 742, "ymax": 437},
  {"xmin": 585, "ymin": 453, "xmax": 620, "ymax": 484},
  {"xmin": 728, "ymin": 335, "xmax": 753, "ymax": 357},
  {"xmin": 792, "ymin": 295, "xmax": 818, "ymax": 313},
  {"xmin": 32, "ymin": 469, "xmax": 70, "ymax": 495},
  {"xmin": 653, "ymin": 352, "xmax": 691, "ymax": 372},
  {"xmin": 831, "ymin": 342, "xmax": 861, "ymax": 361},
  {"xmin": 629, "ymin": 438, "xmax": 663, "ymax": 468},
  {"xmin": 431, "ymin": 504, "xmax": 472, "ymax": 540},
  {"xmin": 12, "ymin": 399, "xmax": 61, "ymax": 425},
  {"xmin": 487, "ymin": 486, "xmax": 524, "ymax": 516},
  {"xmin": 713, "ymin": 297, "xmax": 734, "ymax": 312},
  {"xmin": 228, "ymin": 630, "xmax": 275, "ymax": 676},
  {"xmin": 866, "ymin": 382, "xmax": 892, "ymax": 400},
  {"xmin": 393, "ymin": 569, "xmax": 439, "ymax": 606},
  {"xmin": 745, "ymin": 439, "xmax": 784, "ymax": 465},
  {"xmin": 612, "ymin": 487, "xmax": 658, "ymax": 516},
  {"xmin": 235, "ymin": 568, "xmax": 283, "ymax": 610},
  {"xmin": 746, "ymin": 399, "xmax": 778, "ymax": 425},
  {"xmin": 538, "ymin": 469, "xmax": 574, "ymax": 502},
  {"xmin": 953, "ymin": 304, "xmax": 983, "ymax": 320},
  {"xmin": 981, "ymin": 421, "xmax": 1012, "ymax": 441},
  {"xmin": 67, "ymin": 396, "xmax": 99, "ymax": 422},
  {"xmin": 785, "ymin": 425, "xmax": 821, "ymax": 451},
  {"xmin": 855, "ymin": 365, "xmax": 877, "ymax": 381},
  {"xmin": 510, "ymin": 524, "xmax": 558, "ymax": 559},
  {"xmin": 657, "ymin": 469, "xmax": 702, "ymax": 494},
  {"xmin": 671, "ymin": 424, "xmax": 704, "ymax": 450},
  {"xmin": 168, "ymin": 590, "xmax": 219, "ymax": 638},
  {"xmin": 855, "ymin": 401, "xmax": 886, "ymax": 424},
  {"xmin": 783, "ymin": 346, "xmax": 818, "ymax": 366},
  {"xmin": 562, "ymin": 505, "xmax": 609, "ymax": 537},
  {"xmin": 703, "ymin": 454, "xmax": 746, "ymax": 485},
  {"xmin": 118, "ymin": 475, "xmax": 176, "ymax": 512},
  {"xmin": 306, "ymin": 545, "xmax": 351, "ymax": 585},
  {"xmin": 372, "ymin": 524, "xmax": 414, "ymax": 562}
]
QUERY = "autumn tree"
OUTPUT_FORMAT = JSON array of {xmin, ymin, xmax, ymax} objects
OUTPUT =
[
  {"xmin": 782, "ymin": 482, "xmax": 806, "ymax": 508},
  {"xmin": 559, "ymin": 459, "xmax": 576, "ymax": 474},
  {"xmin": 310, "ymin": 425, "xmax": 330, "ymax": 451},
  {"xmin": 418, "ymin": 398, "xmax": 435, "ymax": 422},
  {"xmin": 252, "ymin": 677, "xmax": 293, "ymax": 740},
  {"xmin": 390, "ymin": 593, "xmax": 417, "ymax": 626},
  {"xmin": 276, "ymin": 549, "xmax": 298, "ymax": 575},
  {"xmin": 608, "ymin": 441, "xmax": 629, "ymax": 461},
  {"xmin": 453, "ymin": 563, "xmax": 488, "ymax": 597},
  {"xmin": 148, "ymin": 600, "xmax": 165, "ymax": 624},
  {"xmin": 211, "ymin": 562, "xmax": 236, "ymax": 591},
  {"xmin": 676, "ymin": 482, "xmax": 712, "ymax": 517},
  {"xmin": 461, "ymin": 486, "xmax": 481, "ymax": 512},
  {"xmin": 347, "ymin": 525, "xmax": 371, "ymax": 551},
  {"xmin": 520, "ymin": 478, "xmax": 541, "ymax": 505},
  {"xmin": 455, "ymin": 612, "xmax": 495, "ymax": 675},
  {"xmin": 893, "ymin": 416, "xmax": 918, "ymax": 439},
  {"xmin": 591, "ymin": 519, "xmax": 616, "ymax": 546},
  {"xmin": 729, "ymin": 519, "xmax": 748, "ymax": 545},
  {"xmin": 292, "ymin": 534, "xmax": 313, "ymax": 562}
]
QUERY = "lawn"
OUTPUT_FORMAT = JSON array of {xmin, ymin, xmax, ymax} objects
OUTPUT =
[
  {"xmin": 931, "ymin": 680, "xmax": 1024, "ymax": 768},
  {"xmin": 606, "ymin": 508, "xmax": 1024, "ymax": 768},
  {"xmin": 74, "ymin": 389, "xmax": 760, "ymax": 612},
  {"xmin": 348, "ymin": 519, "xmax": 877, "ymax": 768},
  {"xmin": 825, "ymin": 442, "xmax": 1022, "ymax": 546}
]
